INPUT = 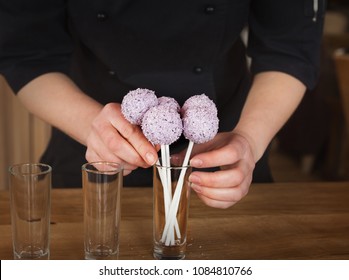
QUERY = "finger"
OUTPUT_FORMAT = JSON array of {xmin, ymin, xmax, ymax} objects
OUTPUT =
[
  {"xmin": 98, "ymin": 125, "xmax": 151, "ymax": 168},
  {"xmin": 89, "ymin": 120, "xmax": 144, "ymax": 167},
  {"xmin": 85, "ymin": 144, "xmax": 138, "ymax": 174},
  {"xmin": 189, "ymin": 168, "xmax": 243, "ymax": 188},
  {"xmin": 191, "ymin": 180, "xmax": 250, "ymax": 203},
  {"xmin": 189, "ymin": 132, "xmax": 254, "ymax": 169},
  {"xmin": 188, "ymin": 159, "xmax": 253, "ymax": 188},
  {"xmin": 172, "ymin": 142, "xmax": 204, "ymax": 159},
  {"xmin": 91, "ymin": 106, "xmax": 151, "ymax": 168},
  {"xmin": 191, "ymin": 176, "xmax": 252, "ymax": 209},
  {"xmin": 85, "ymin": 133, "xmax": 138, "ymax": 171},
  {"xmin": 194, "ymin": 192, "xmax": 238, "ymax": 209},
  {"xmin": 171, "ymin": 141, "xmax": 208, "ymax": 166},
  {"xmin": 190, "ymin": 145, "xmax": 240, "ymax": 168},
  {"xmin": 107, "ymin": 103, "xmax": 158, "ymax": 165}
]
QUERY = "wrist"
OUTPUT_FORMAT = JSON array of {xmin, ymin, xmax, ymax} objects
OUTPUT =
[{"xmin": 231, "ymin": 128, "xmax": 266, "ymax": 163}]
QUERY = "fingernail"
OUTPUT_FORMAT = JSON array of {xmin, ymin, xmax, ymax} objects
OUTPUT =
[
  {"xmin": 190, "ymin": 158, "xmax": 203, "ymax": 167},
  {"xmin": 146, "ymin": 152, "xmax": 156, "ymax": 165},
  {"xmin": 190, "ymin": 183, "xmax": 202, "ymax": 193},
  {"xmin": 189, "ymin": 174, "xmax": 201, "ymax": 184}
]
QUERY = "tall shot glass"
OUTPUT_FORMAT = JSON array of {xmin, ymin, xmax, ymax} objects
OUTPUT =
[
  {"xmin": 9, "ymin": 163, "xmax": 52, "ymax": 260},
  {"xmin": 153, "ymin": 157, "xmax": 192, "ymax": 260},
  {"xmin": 82, "ymin": 162, "xmax": 123, "ymax": 260}
]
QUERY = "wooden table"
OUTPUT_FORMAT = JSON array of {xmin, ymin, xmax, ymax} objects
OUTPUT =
[{"xmin": 1, "ymin": 182, "xmax": 349, "ymax": 260}]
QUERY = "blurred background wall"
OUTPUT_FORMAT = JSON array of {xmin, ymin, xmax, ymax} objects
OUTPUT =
[
  {"xmin": 0, "ymin": 76, "xmax": 50, "ymax": 190},
  {"xmin": 274, "ymin": 0, "xmax": 349, "ymax": 181}
]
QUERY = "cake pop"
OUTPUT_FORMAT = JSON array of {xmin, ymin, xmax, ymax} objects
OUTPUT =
[
  {"xmin": 161, "ymin": 96, "xmax": 219, "ymax": 245},
  {"xmin": 157, "ymin": 96, "xmax": 180, "ymax": 112},
  {"xmin": 143, "ymin": 103, "xmax": 183, "ymax": 245},
  {"xmin": 141, "ymin": 105, "xmax": 183, "ymax": 145},
  {"xmin": 181, "ymin": 93, "xmax": 217, "ymax": 115},
  {"xmin": 121, "ymin": 88, "xmax": 158, "ymax": 125},
  {"xmin": 182, "ymin": 106, "xmax": 219, "ymax": 144}
]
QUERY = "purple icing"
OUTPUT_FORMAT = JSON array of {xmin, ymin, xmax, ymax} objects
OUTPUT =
[
  {"xmin": 141, "ymin": 105, "xmax": 183, "ymax": 145},
  {"xmin": 157, "ymin": 96, "xmax": 180, "ymax": 112},
  {"xmin": 181, "ymin": 94, "xmax": 217, "ymax": 115},
  {"xmin": 121, "ymin": 88, "xmax": 158, "ymax": 125},
  {"xmin": 182, "ymin": 107, "xmax": 219, "ymax": 144}
]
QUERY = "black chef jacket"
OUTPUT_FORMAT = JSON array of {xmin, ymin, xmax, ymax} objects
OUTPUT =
[{"xmin": 0, "ymin": 0, "xmax": 325, "ymax": 187}]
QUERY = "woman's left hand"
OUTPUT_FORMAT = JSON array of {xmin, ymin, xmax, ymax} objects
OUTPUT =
[{"xmin": 184, "ymin": 131, "xmax": 256, "ymax": 209}]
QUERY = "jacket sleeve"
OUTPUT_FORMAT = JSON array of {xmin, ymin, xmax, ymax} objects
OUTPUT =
[
  {"xmin": 247, "ymin": 0, "xmax": 326, "ymax": 90},
  {"xmin": 0, "ymin": 0, "xmax": 72, "ymax": 93}
]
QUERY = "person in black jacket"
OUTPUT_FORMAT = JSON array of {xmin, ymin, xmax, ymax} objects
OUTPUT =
[{"xmin": 0, "ymin": 1, "xmax": 325, "ymax": 208}]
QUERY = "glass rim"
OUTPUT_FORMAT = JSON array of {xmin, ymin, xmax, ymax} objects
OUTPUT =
[
  {"xmin": 8, "ymin": 163, "xmax": 52, "ymax": 176},
  {"xmin": 155, "ymin": 161, "xmax": 191, "ymax": 170},
  {"xmin": 82, "ymin": 161, "xmax": 123, "ymax": 174}
]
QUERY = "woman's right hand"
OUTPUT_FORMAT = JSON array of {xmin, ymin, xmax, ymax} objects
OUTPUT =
[
  {"xmin": 16, "ymin": 73, "xmax": 158, "ymax": 174},
  {"xmin": 85, "ymin": 103, "xmax": 158, "ymax": 175}
]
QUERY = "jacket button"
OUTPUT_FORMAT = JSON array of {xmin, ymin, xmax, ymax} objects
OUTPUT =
[
  {"xmin": 96, "ymin": 12, "xmax": 108, "ymax": 22},
  {"xmin": 193, "ymin": 66, "xmax": 203, "ymax": 74},
  {"xmin": 108, "ymin": 70, "xmax": 115, "ymax": 76},
  {"xmin": 204, "ymin": 5, "xmax": 215, "ymax": 15}
]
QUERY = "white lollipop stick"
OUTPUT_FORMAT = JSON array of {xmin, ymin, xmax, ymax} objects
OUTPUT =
[
  {"xmin": 161, "ymin": 140, "xmax": 194, "ymax": 245},
  {"xmin": 165, "ymin": 145, "xmax": 172, "ymax": 199},
  {"xmin": 156, "ymin": 159, "xmax": 170, "ymax": 220},
  {"xmin": 165, "ymin": 144, "xmax": 179, "ymax": 244},
  {"xmin": 160, "ymin": 145, "xmax": 169, "ymax": 213},
  {"xmin": 160, "ymin": 145, "xmax": 181, "ymax": 243},
  {"xmin": 156, "ymin": 145, "xmax": 170, "ymax": 218},
  {"xmin": 163, "ymin": 144, "xmax": 174, "ymax": 244}
]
